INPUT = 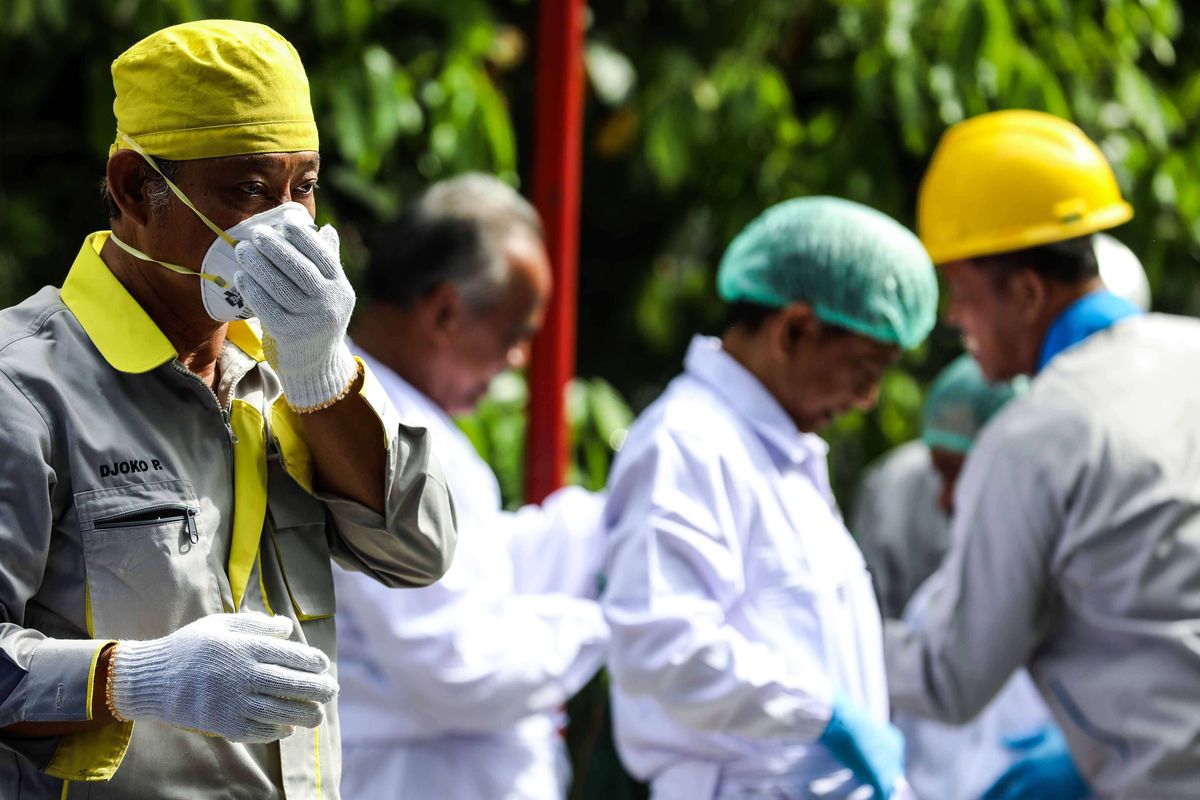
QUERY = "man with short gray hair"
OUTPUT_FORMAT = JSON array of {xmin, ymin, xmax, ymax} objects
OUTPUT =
[{"xmin": 334, "ymin": 174, "xmax": 609, "ymax": 799}]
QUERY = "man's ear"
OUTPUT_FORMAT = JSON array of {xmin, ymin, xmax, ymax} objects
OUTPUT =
[
  {"xmin": 105, "ymin": 150, "xmax": 156, "ymax": 227},
  {"xmin": 420, "ymin": 281, "xmax": 467, "ymax": 344},
  {"xmin": 774, "ymin": 301, "xmax": 821, "ymax": 357},
  {"xmin": 1008, "ymin": 267, "xmax": 1048, "ymax": 325}
]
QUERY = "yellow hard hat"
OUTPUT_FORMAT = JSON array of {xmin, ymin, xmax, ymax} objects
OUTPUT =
[
  {"xmin": 109, "ymin": 20, "xmax": 318, "ymax": 161},
  {"xmin": 917, "ymin": 110, "xmax": 1132, "ymax": 264}
]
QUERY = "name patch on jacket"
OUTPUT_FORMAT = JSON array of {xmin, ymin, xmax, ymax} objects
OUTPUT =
[{"xmin": 100, "ymin": 459, "xmax": 164, "ymax": 478}]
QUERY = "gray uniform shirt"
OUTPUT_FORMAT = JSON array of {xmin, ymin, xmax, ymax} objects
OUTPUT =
[
  {"xmin": 0, "ymin": 233, "xmax": 457, "ymax": 799},
  {"xmin": 886, "ymin": 314, "xmax": 1200, "ymax": 799},
  {"xmin": 851, "ymin": 441, "xmax": 950, "ymax": 619}
]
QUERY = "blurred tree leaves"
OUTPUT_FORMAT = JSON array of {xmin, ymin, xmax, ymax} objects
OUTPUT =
[
  {"xmin": 575, "ymin": 0, "xmax": 1200, "ymax": 502},
  {"xmin": 3, "ymin": 0, "xmax": 1197, "ymax": 503}
]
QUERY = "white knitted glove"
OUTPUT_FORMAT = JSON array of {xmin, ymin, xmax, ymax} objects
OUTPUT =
[
  {"xmin": 234, "ymin": 222, "xmax": 359, "ymax": 411},
  {"xmin": 110, "ymin": 612, "xmax": 338, "ymax": 743}
]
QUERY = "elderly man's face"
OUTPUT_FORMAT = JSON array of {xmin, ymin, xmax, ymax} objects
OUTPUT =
[
  {"xmin": 722, "ymin": 303, "xmax": 902, "ymax": 435},
  {"xmin": 778, "ymin": 325, "xmax": 901, "ymax": 432},
  {"xmin": 134, "ymin": 151, "xmax": 321, "ymax": 271},
  {"xmin": 436, "ymin": 228, "xmax": 553, "ymax": 415}
]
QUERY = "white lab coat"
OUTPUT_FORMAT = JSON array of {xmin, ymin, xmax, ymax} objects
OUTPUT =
[
  {"xmin": 851, "ymin": 441, "xmax": 950, "ymax": 618},
  {"xmin": 886, "ymin": 315, "xmax": 1200, "ymax": 798},
  {"xmin": 603, "ymin": 336, "xmax": 893, "ymax": 800},
  {"xmin": 335, "ymin": 349, "xmax": 610, "ymax": 800},
  {"xmin": 896, "ymin": 572, "xmax": 1052, "ymax": 800}
]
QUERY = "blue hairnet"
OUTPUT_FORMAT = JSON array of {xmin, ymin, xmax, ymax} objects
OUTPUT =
[
  {"xmin": 922, "ymin": 355, "xmax": 1026, "ymax": 454},
  {"xmin": 716, "ymin": 196, "xmax": 938, "ymax": 348}
]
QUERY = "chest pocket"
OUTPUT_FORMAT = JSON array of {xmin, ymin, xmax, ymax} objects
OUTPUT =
[
  {"xmin": 76, "ymin": 479, "xmax": 224, "ymax": 639},
  {"xmin": 266, "ymin": 456, "xmax": 336, "ymax": 621}
]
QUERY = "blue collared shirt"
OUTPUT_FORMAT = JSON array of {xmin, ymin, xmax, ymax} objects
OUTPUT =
[{"xmin": 1038, "ymin": 289, "xmax": 1142, "ymax": 372}]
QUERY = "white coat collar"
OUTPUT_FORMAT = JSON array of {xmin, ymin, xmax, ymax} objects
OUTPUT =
[{"xmin": 683, "ymin": 335, "xmax": 828, "ymax": 467}]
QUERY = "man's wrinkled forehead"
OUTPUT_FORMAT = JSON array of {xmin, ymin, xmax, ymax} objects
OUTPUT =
[{"xmin": 198, "ymin": 151, "xmax": 321, "ymax": 179}]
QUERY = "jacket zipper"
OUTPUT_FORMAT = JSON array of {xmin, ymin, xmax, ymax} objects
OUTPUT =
[
  {"xmin": 170, "ymin": 361, "xmax": 238, "ymax": 445},
  {"xmin": 94, "ymin": 503, "xmax": 200, "ymax": 543},
  {"xmin": 169, "ymin": 358, "xmax": 241, "ymax": 609}
]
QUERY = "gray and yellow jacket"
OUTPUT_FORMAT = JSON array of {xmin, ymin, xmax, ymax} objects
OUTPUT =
[{"xmin": 0, "ymin": 232, "xmax": 457, "ymax": 798}]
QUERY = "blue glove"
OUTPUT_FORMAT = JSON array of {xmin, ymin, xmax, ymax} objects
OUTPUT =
[
  {"xmin": 818, "ymin": 695, "xmax": 905, "ymax": 799},
  {"xmin": 981, "ymin": 725, "xmax": 1090, "ymax": 800}
]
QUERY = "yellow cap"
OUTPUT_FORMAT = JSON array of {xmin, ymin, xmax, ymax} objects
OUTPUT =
[
  {"xmin": 109, "ymin": 19, "xmax": 318, "ymax": 160},
  {"xmin": 917, "ymin": 110, "xmax": 1132, "ymax": 264}
]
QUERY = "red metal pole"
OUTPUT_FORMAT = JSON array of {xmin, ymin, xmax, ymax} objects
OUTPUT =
[{"xmin": 526, "ymin": 0, "xmax": 586, "ymax": 504}]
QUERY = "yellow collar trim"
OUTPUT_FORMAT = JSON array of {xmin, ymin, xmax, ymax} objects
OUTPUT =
[
  {"xmin": 60, "ymin": 232, "xmax": 177, "ymax": 374},
  {"xmin": 61, "ymin": 232, "xmax": 266, "ymax": 371},
  {"xmin": 226, "ymin": 319, "xmax": 266, "ymax": 363}
]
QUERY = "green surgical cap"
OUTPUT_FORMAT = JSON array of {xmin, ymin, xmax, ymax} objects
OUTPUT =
[
  {"xmin": 716, "ymin": 196, "xmax": 938, "ymax": 348},
  {"xmin": 922, "ymin": 355, "xmax": 1027, "ymax": 454}
]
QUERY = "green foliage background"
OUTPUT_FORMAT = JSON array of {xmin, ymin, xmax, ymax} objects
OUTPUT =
[{"xmin": 2, "ymin": 0, "xmax": 1198, "ymax": 795}]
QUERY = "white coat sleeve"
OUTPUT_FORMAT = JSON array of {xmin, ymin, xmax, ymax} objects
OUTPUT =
[
  {"xmin": 602, "ymin": 429, "xmax": 834, "ymax": 742},
  {"xmin": 331, "ymin": 548, "xmax": 608, "ymax": 733},
  {"xmin": 885, "ymin": 416, "xmax": 1073, "ymax": 724},
  {"xmin": 505, "ymin": 486, "xmax": 606, "ymax": 599}
]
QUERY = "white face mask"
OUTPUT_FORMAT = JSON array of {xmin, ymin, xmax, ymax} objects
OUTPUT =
[
  {"xmin": 107, "ymin": 131, "xmax": 318, "ymax": 322},
  {"xmin": 190, "ymin": 201, "xmax": 317, "ymax": 321}
]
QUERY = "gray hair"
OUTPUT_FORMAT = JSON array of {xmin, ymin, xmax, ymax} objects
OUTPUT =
[
  {"xmin": 100, "ymin": 157, "xmax": 181, "ymax": 220},
  {"xmin": 364, "ymin": 173, "xmax": 543, "ymax": 312}
]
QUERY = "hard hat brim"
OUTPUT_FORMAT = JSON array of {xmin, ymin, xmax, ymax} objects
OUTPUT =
[{"xmin": 925, "ymin": 200, "xmax": 1133, "ymax": 265}]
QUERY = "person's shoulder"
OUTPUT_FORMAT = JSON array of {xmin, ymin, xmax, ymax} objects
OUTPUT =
[
  {"xmin": 1116, "ymin": 313, "xmax": 1200, "ymax": 364},
  {"xmin": 1131, "ymin": 311, "xmax": 1200, "ymax": 339},
  {"xmin": 864, "ymin": 440, "xmax": 931, "ymax": 486},
  {"xmin": 606, "ymin": 377, "xmax": 756, "ymax": 527},
  {"xmin": 632, "ymin": 373, "xmax": 753, "ymax": 461},
  {"xmin": 0, "ymin": 286, "xmax": 73, "ymax": 371},
  {"xmin": 1025, "ymin": 313, "xmax": 1200, "ymax": 422},
  {"xmin": 609, "ymin": 376, "xmax": 756, "ymax": 499},
  {"xmin": 1041, "ymin": 313, "xmax": 1200, "ymax": 380},
  {"xmin": 965, "ymin": 386, "xmax": 1099, "ymax": 494}
]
